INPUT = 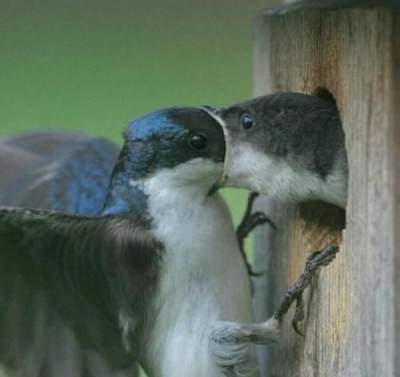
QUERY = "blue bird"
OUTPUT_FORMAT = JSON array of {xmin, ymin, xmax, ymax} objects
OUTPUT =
[{"xmin": 0, "ymin": 107, "xmax": 258, "ymax": 377}]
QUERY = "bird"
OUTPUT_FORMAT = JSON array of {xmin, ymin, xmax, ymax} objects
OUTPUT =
[
  {"xmin": 202, "ymin": 90, "xmax": 344, "ymax": 370},
  {"xmin": 0, "ymin": 93, "xmax": 342, "ymax": 377},
  {"xmin": 207, "ymin": 88, "xmax": 348, "ymax": 208},
  {"xmin": 0, "ymin": 107, "xmax": 258, "ymax": 377}
]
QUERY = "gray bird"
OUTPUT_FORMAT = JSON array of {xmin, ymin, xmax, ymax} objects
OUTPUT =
[
  {"xmin": 208, "ymin": 89, "xmax": 348, "ymax": 208},
  {"xmin": 204, "ymin": 90, "xmax": 344, "ymax": 371}
]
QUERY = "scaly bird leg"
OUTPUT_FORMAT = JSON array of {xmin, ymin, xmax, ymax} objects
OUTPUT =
[
  {"xmin": 210, "ymin": 244, "xmax": 339, "ymax": 374},
  {"xmin": 292, "ymin": 293, "xmax": 305, "ymax": 336},
  {"xmin": 236, "ymin": 192, "xmax": 276, "ymax": 277},
  {"xmin": 271, "ymin": 246, "xmax": 338, "ymax": 336}
]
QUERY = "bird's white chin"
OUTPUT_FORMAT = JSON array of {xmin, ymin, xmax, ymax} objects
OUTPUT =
[
  {"xmin": 139, "ymin": 158, "xmax": 224, "ymax": 200},
  {"xmin": 223, "ymin": 142, "xmax": 283, "ymax": 196},
  {"xmin": 224, "ymin": 142, "xmax": 347, "ymax": 207}
]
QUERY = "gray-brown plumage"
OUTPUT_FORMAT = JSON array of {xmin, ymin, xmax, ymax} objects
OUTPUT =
[{"xmin": 212, "ymin": 89, "xmax": 348, "ymax": 207}]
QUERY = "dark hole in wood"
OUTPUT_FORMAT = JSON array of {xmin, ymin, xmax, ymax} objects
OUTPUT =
[
  {"xmin": 298, "ymin": 201, "xmax": 346, "ymax": 231},
  {"xmin": 312, "ymin": 86, "xmax": 337, "ymax": 104}
]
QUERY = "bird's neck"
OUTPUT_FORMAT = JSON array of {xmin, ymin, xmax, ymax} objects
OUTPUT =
[{"xmin": 104, "ymin": 159, "xmax": 217, "ymax": 217}]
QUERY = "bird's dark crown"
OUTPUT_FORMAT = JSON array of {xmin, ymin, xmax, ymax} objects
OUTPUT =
[
  {"xmin": 219, "ymin": 92, "xmax": 344, "ymax": 178},
  {"xmin": 103, "ymin": 107, "xmax": 226, "ymax": 215},
  {"xmin": 120, "ymin": 107, "xmax": 226, "ymax": 179}
]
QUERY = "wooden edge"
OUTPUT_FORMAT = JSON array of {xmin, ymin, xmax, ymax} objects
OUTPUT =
[{"xmin": 263, "ymin": 0, "xmax": 400, "ymax": 16}]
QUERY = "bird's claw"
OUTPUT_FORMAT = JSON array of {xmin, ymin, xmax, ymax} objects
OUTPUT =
[
  {"xmin": 273, "ymin": 244, "xmax": 339, "ymax": 330},
  {"xmin": 292, "ymin": 294, "xmax": 305, "ymax": 336},
  {"xmin": 210, "ymin": 245, "xmax": 338, "ymax": 374},
  {"xmin": 236, "ymin": 192, "xmax": 276, "ymax": 277},
  {"xmin": 306, "ymin": 247, "xmax": 338, "ymax": 269}
]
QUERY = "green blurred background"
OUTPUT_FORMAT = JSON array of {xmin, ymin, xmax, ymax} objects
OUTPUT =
[
  {"xmin": 0, "ymin": 0, "xmax": 270, "ymax": 223},
  {"xmin": 0, "ymin": 0, "xmax": 278, "ymax": 223},
  {"xmin": 0, "ymin": 1, "xmax": 271, "ymax": 374}
]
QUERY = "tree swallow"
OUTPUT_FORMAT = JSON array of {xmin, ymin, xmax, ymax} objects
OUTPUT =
[
  {"xmin": 203, "ymin": 91, "xmax": 345, "ymax": 370},
  {"xmin": 0, "ymin": 107, "xmax": 258, "ymax": 377},
  {"xmin": 207, "ymin": 90, "xmax": 348, "ymax": 208}
]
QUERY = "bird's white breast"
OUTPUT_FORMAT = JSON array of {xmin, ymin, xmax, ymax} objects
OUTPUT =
[{"xmin": 139, "ymin": 162, "xmax": 256, "ymax": 377}]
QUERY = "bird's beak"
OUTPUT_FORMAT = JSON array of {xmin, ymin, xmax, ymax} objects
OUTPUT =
[
  {"xmin": 200, "ymin": 106, "xmax": 230, "ymax": 196},
  {"xmin": 208, "ymin": 174, "xmax": 227, "ymax": 196}
]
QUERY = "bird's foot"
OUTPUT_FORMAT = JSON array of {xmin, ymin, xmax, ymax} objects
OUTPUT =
[
  {"xmin": 210, "ymin": 244, "xmax": 338, "ymax": 347},
  {"xmin": 292, "ymin": 293, "xmax": 305, "ymax": 336},
  {"xmin": 210, "ymin": 244, "xmax": 338, "ymax": 375},
  {"xmin": 273, "ymin": 244, "xmax": 339, "ymax": 333},
  {"xmin": 236, "ymin": 192, "xmax": 276, "ymax": 277},
  {"xmin": 210, "ymin": 319, "xmax": 279, "ymax": 376}
]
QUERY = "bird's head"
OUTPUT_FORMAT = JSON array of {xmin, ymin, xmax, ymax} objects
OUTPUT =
[
  {"xmin": 207, "ymin": 91, "xmax": 348, "ymax": 207},
  {"xmin": 111, "ymin": 107, "xmax": 226, "ymax": 198}
]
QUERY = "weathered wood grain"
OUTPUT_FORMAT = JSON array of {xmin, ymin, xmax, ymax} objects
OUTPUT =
[
  {"xmin": 266, "ymin": 0, "xmax": 400, "ymax": 15},
  {"xmin": 253, "ymin": 3, "xmax": 400, "ymax": 377}
]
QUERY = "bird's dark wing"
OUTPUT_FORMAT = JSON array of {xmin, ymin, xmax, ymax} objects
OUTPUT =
[
  {"xmin": 0, "ymin": 131, "xmax": 95, "ymax": 156},
  {"xmin": 0, "ymin": 207, "xmax": 163, "ymax": 377},
  {"xmin": 0, "ymin": 132, "xmax": 119, "ymax": 215}
]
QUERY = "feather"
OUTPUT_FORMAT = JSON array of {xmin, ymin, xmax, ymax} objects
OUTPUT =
[
  {"xmin": 0, "ymin": 132, "xmax": 119, "ymax": 214},
  {"xmin": 0, "ymin": 208, "xmax": 160, "ymax": 375}
]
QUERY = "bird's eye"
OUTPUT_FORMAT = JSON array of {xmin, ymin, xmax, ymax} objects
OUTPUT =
[
  {"xmin": 189, "ymin": 134, "xmax": 208, "ymax": 150},
  {"xmin": 240, "ymin": 113, "xmax": 255, "ymax": 130}
]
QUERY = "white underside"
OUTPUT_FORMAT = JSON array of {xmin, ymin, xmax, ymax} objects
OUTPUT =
[
  {"xmin": 134, "ymin": 159, "xmax": 257, "ymax": 377},
  {"xmin": 224, "ymin": 142, "xmax": 347, "ymax": 208}
]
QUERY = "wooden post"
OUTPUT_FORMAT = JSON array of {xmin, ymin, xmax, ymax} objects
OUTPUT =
[{"xmin": 252, "ymin": 2, "xmax": 400, "ymax": 377}]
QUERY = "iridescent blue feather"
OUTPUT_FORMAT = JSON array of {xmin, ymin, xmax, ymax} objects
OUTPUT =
[{"xmin": 0, "ymin": 132, "xmax": 119, "ymax": 214}]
